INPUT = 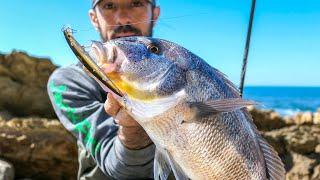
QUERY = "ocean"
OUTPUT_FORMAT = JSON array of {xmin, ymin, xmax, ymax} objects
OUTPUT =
[{"xmin": 243, "ymin": 86, "xmax": 320, "ymax": 116}]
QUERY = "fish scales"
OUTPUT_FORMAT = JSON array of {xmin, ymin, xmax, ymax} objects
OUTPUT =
[
  {"xmin": 65, "ymin": 32, "xmax": 286, "ymax": 180},
  {"xmin": 146, "ymin": 101, "xmax": 265, "ymax": 179}
]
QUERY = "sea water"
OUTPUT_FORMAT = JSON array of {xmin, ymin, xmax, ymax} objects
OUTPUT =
[{"xmin": 243, "ymin": 86, "xmax": 320, "ymax": 116}]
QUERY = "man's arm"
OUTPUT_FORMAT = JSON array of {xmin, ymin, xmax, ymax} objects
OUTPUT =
[{"xmin": 47, "ymin": 64, "xmax": 155, "ymax": 179}]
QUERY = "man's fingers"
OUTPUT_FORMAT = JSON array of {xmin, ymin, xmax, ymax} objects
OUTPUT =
[
  {"xmin": 117, "ymin": 126, "xmax": 152, "ymax": 149},
  {"xmin": 118, "ymin": 126, "xmax": 143, "ymax": 136},
  {"xmin": 115, "ymin": 108, "xmax": 140, "ymax": 127},
  {"xmin": 104, "ymin": 93, "xmax": 121, "ymax": 117},
  {"xmin": 105, "ymin": 93, "xmax": 139, "ymax": 127}
]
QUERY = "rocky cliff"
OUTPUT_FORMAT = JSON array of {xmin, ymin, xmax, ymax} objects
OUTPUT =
[
  {"xmin": 0, "ymin": 51, "xmax": 57, "ymax": 118},
  {"xmin": 0, "ymin": 117, "xmax": 78, "ymax": 180},
  {"xmin": 0, "ymin": 51, "xmax": 319, "ymax": 180}
]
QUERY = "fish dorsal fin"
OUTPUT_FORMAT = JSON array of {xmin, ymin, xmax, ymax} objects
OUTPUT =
[
  {"xmin": 212, "ymin": 67, "xmax": 241, "ymax": 96},
  {"xmin": 154, "ymin": 148, "xmax": 189, "ymax": 180},
  {"xmin": 121, "ymin": 89, "xmax": 186, "ymax": 120},
  {"xmin": 186, "ymin": 98, "xmax": 256, "ymax": 120},
  {"xmin": 258, "ymin": 137, "xmax": 286, "ymax": 180}
]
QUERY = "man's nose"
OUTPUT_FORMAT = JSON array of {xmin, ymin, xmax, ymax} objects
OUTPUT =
[{"xmin": 115, "ymin": 9, "xmax": 132, "ymax": 25}]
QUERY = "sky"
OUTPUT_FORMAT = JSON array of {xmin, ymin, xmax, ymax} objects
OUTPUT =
[{"xmin": 1, "ymin": 0, "xmax": 319, "ymax": 87}]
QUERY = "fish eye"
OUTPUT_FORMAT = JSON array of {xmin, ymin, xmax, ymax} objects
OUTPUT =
[{"xmin": 147, "ymin": 44, "xmax": 160, "ymax": 54}]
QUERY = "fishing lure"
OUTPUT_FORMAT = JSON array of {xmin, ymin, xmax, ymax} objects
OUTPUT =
[{"xmin": 62, "ymin": 26, "xmax": 123, "ymax": 97}]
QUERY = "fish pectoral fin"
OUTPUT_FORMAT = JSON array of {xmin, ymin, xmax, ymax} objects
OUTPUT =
[
  {"xmin": 154, "ymin": 148, "xmax": 189, "ymax": 180},
  {"xmin": 258, "ymin": 137, "xmax": 286, "ymax": 180},
  {"xmin": 154, "ymin": 149, "xmax": 172, "ymax": 180},
  {"xmin": 187, "ymin": 98, "xmax": 257, "ymax": 120}
]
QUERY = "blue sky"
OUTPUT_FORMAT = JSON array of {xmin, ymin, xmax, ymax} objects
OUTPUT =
[{"xmin": 1, "ymin": 0, "xmax": 319, "ymax": 86}]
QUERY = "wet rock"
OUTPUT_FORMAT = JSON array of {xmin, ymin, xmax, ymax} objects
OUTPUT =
[{"xmin": 0, "ymin": 159, "xmax": 14, "ymax": 180}]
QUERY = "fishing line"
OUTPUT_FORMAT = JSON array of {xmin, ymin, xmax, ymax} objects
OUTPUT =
[
  {"xmin": 66, "ymin": 12, "xmax": 209, "ymax": 33},
  {"xmin": 105, "ymin": 13, "xmax": 210, "ymax": 27}
]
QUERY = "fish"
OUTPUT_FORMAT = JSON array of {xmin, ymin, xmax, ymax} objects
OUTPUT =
[{"xmin": 63, "ymin": 28, "xmax": 286, "ymax": 180}]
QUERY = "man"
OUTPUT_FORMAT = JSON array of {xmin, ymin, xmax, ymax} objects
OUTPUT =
[{"xmin": 47, "ymin": 0, "xmax": 160, "ymax": 179}]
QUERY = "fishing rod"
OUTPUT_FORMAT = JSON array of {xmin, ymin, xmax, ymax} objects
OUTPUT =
[{"xmin": 239, "ymin": 0, "xmax": 256, "ymax": 97}]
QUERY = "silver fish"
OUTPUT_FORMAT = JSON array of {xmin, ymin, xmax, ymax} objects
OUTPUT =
[{"xmin": 66, "ymin": 33, "xmax": 286, "ymax": 180}]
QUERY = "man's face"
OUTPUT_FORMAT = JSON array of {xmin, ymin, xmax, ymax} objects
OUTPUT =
[{"xmin": 89, "ymin": 0, "xmax": 160, "ymax": 42}]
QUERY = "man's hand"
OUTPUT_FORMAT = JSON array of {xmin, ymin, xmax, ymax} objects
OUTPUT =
[{"xmin": 104, "ymin": 93, "xmax": 153, "ymax": 150}]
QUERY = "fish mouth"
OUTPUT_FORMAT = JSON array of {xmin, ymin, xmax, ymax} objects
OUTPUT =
[
  {"xmin": 91, "ymin": 41, "xmax": 119, "ymax": 73},
  {"xmin": 62, "ymin": 27, "xmax": 123, "ymax": 97},
  {"xmin": 88, "ymin": 39, "xmax": 177, "ymax": 101}
]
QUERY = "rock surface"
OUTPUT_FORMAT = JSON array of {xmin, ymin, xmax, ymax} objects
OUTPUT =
[
  {"xmin": 261, "ymin": 125, "xmax": 320, "ymax": 179},
  {"xmin": 314, "ymin": 112, "xmax": 320, "ymax": 124},
  {"xmin": 0, "ymin": 118, "xmax": 78, "ymax": 180},
  {"xmin": 0, "ymin": 51, "xmax": 57, "ymax": 118},
  {"xmin": 249, "ymin": 107, "xmax": 287, "ymax": 130},
  {"xmin": 0, "ymin": 158, "xmax": 14, "ymax": 180}
]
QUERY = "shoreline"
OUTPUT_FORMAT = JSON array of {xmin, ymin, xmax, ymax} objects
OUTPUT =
[
  {"xmin": 258, "ymin": 107, "xmax": 320, "ymax": 116},
  {"xmin": 248, "ymin": 107, "xmax": 320, "ymax": 129}
]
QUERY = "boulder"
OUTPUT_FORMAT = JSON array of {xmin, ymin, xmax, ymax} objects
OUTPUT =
[
  {"xmin": 0, "ymin": 118, "xmax": 78, "ymax": 180},
  {"xmin": 0, "ymin": 51, "xmax": 57, "ymax": 118},
  {"xmin": 249, "ymin": 108, "xmax": 286, "ymax": 131},
  {"xmin": 260, "ymin": 124, "xmax": 320, "ymax": 180},
  {"xmin": 283, "ymin": 116, "xmax": 296, "ymax": 126},
  {"xmin": 315, "ymin": 145, "xmax": 320, "ymax": 154},
  {"xmin": 293, "ymin": 112, "xmax": 313, "ymax": 125},
  {"xmin": 261, "ymin": 129, "xmax": 286, "ymax": 155},
  {"xmin": 312, "ymin": 165, "xmax": 320, "ymax": 180},
  {"xmin": 0, "ymin": 159, "xmax": 14, "ymax": 180},
  {"xmin": 0, "ymin": 111, "xmax": 13, "ymax": 121},
  {"xmin": 261, "ymin": 125, "xmax": 320, "ymax": 153},
  {"xmin": 313, "ymin": 112, "xmax": 320, "ymax": 125},
  {"xmin": 286, "ymin": 152, "xmax": 318, "ymax": 180},
  {"xmin": 284, "ymin": 126, "xmax": 319, "ymax": 154},
  {"xmin": 0, "ymin": 53, "xmax": 4, "ymax": 61}
]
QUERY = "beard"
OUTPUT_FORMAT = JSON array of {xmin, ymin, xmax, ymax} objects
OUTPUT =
[{"xmin": 99, "ymin": 17, "xmax": 154, "ymax": 42}]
